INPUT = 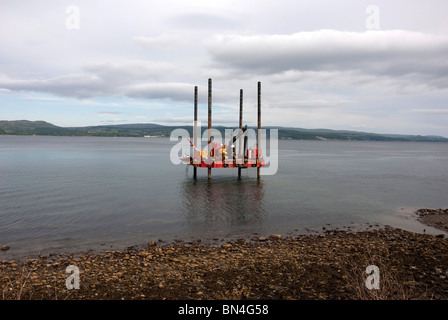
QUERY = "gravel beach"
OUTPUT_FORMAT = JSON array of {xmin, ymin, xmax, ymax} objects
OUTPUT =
[
  {"xmin": 416, "ymin": 208, "xmax": 448, "ymax": 233},
  {"xmin": 1, "ymin": 210, "xmax": 448, "ymax": 300}
]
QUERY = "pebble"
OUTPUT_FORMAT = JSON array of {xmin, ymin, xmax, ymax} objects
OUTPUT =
[
  {"xmin": 147, "ymin": 241, "xmax": 157, "ymax": 247},
  {"xmin": 1, "ymin": 225, "xmax": 448, "ymax": 300}
]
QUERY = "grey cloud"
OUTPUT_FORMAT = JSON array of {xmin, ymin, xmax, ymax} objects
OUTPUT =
[
  {"xmin": 206, "ymin": 30, "xmax": 448, "ymax": 84},
  {"xmin": 0, "ymin": 60, "xmax": 190, "ymax": 101},
  {"xmin": 0, "ymin": 73, "xmax": 113, "ymax": 99},
  {"xmin": 82, "ymin": 60, "xmax": 175, "ymax": 83},
  {"xmin": 0, "ymin": 74, "xmax": 201, "ymax": 102},
  {"xmin": 124, "ymin": 81, "xmax": 234, "ymax": 104},
  {"xmin": 123, "ymin": 82, "xmax": 196, "ymax": 101}
]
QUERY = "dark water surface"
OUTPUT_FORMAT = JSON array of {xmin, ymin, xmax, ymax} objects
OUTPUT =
[{"xmin": 1, "ymin": 136, "xmax": 447, "ymax": 257}]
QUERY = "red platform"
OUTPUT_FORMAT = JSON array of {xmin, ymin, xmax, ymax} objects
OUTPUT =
[{"xmin": 181, "ymin": 141, "xmax": 265, "ymax": 169}]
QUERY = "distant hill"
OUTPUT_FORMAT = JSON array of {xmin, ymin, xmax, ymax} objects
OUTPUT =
[
  {"xmin": 0, "ymin": 120, "xmax": 67, "ymax": 136},
  {"xmin": 1, "ymin": 120, "xmax": 447, "ymax": 142},
  {"xmin": 0, "ymin": 121, "xmax": 168, "ymax": 137},
  {"xmin": 272, "ymin": 127, "xmax": 448, "ymax": 142}
]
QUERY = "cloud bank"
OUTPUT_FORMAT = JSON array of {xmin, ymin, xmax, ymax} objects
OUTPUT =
[
  {"xmin": 206, "ymin": 30, "xmax": 448, "ymax": 86},
  {"xmin": 1, "ymin": 1, "xmax": 448, "ymax": 135}
]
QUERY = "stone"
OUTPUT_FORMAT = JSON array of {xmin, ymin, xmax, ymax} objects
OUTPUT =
[
  {"xmin": 236, "ymin": 238, "xmax": 245, "ymax": 245},
  {"xmin": 269, "ymin": 234, "xmax": 282, "ymax": 240},
  {"xmin": 1, "ymin": 245, "xmax": 10, "ymax": 251},
  {"xmin": 147, "ymin": 241, "xmax": 157, "ymax": 247}
]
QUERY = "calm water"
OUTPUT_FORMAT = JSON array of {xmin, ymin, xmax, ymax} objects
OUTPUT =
[{"xmin": 1, "ymin": 136, "xmax": 448, "ymax": 257}]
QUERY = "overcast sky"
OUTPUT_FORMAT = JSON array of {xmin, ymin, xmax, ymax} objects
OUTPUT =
[{"xmin": 1, "ymin": 0, "xmax": 448, "ymax": 136}]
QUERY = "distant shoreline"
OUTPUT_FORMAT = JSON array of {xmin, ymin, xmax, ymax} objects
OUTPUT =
[
  {"xmin": 2, "ymin": 134, "xmax": 448, "ymax": 143},
  {"xmin": 1, "ymin": 120, "xmax": 447, "ymax": 142}
]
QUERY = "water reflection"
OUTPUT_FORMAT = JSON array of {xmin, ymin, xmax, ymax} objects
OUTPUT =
[{"xmin": 181, "ymin": 177, "xmax": 266, "ymax": 228}]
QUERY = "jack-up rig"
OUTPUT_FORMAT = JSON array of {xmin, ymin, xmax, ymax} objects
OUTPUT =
[{"xmin": 180, "ymin": 79, "xmax": 265, "ymax": 179}]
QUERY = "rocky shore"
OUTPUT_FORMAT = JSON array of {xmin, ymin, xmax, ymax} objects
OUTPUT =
[
  {"xmin": 416, "ymin": 208, "xmax": 448, "ymax": 233},
  {"xmin": 1, "ymin": 219, "xmax": 448, "ymax": 300}
]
